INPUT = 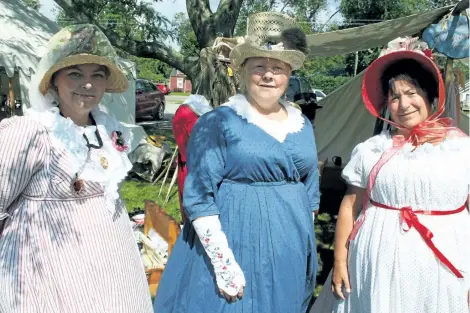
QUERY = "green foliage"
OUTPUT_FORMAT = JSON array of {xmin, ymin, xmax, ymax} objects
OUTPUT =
[
  {"xmin": 454, "ymin": 60, "xmax": 470, "ymax": 80},
  {"xmin": 310, "ymin": 75, "xmax": 352, "ymax": 94},
  {"xmin": 55, "ymin": 2, "xmax": 171, "ymax": 83},
  {"xmin": 289, "ymin": 0, "xmax": 328, "ymax": 32},
  {"xmin": 343, "ymin": 49, "xmax": 381, "ymax": 76},
  {"xmin": 172, "ymin": 12, "xmax": 200, "ymax": 59},
  {"xmin": 22, "ymin": 0, "xmax": 41, "ymax": 10},
  {"xmin": 298, "ymin": 55, "xmax": 351, "ymax": 93},
  {"xmin": 339, "ymin": 0, "xmax": 445, "ymax": 76},
  {"xmin": 340, "ymin": 0, "xmax": 429, "ymax": 21},
  {"xmin": 300, "ymin": 55, "xmax": 347, "ymax": 76},
  {"xmin": 233, "ymin": 0, "xmax": 327, "ymax": 37},
  {"xmin": 295, "ymin": 15, "xmax": 315, "ymax": 35},
  {"xmin": 55, "ymin": 0, "xmax": 172, "ymax": 42},
  {"xmin": 234, "ymin": 0, "xmax": 275, "ymax": 37},
  {"xmin": 131, "ymin": 57, "xmax": 171, "ymax": 82}
]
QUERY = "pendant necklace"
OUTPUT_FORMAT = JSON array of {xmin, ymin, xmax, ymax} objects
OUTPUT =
[{"xmin": 59, "ymin": 112, "xmax": 106, "ymax": 193}]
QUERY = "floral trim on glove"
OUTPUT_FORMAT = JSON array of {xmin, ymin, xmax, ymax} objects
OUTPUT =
[{"xmin": 200, "ymin": 228, "xmax": 245, "ymax": 296}]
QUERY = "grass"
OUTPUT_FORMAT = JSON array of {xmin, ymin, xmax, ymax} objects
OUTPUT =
[
  {"xmin": 121, "ymin": 179, "xmax": 182, "ymax": 223},
  {"xmin": 121, "ymin": 118, "xmax": 182, "ymax": 223},
  {"xmin": 145, "ymin": 128, "xmax": 177, "ymax": 150},
  {"xmin": 169, "ymin": 92, "xmax": 190, "ymax": 96}
]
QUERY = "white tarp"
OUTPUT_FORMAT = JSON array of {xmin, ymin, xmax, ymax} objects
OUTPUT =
[
  {"xmin": 0, "ymin": 0, "xmax": 59, "ymax": 78},
  {"xmin": 0, "ymin": 0, "xmax": 60, "ymax": 108}
]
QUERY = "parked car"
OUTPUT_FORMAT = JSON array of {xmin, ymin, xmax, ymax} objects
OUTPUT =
[
  {"xmin": 285, "ymin": 76, "xmax": 322, "ymax": 121},
  {"xmin": 135, "ymin": 79, "xmax": 166, "ymax": 120},
  {"xmin": 156, "ymin": 83, "xmax": 170, "ymax": 95},
  {"xmin": 313, "ymin": 89, "xmax": 327, "ymax": 102}
]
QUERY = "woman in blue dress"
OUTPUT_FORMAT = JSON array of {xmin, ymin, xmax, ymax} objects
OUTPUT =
[{"xmin": 154, "ymin": 12, "xmax": 319, "ymax": 313}]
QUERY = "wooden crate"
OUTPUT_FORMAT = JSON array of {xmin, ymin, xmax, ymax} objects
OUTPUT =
[{"xmin": 143, "ymin": 200, "xmax": 181, "ymax": 297}]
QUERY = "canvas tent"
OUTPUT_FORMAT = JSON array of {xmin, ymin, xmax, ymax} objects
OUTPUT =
[
  {"xmin": 0, "ymin": 0, "xmax": 146, "ymax": 151},
  {"xmin": 304, "ymin": 5, "xmax": 470, "ymax": 162}
]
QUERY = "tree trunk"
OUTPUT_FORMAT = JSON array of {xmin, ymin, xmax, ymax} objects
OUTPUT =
[{"xmin": 186, "ymin": 0, "xmax": 243, "ymax": 106}]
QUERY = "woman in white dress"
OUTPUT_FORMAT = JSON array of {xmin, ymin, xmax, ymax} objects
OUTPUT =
[{"xmin": 311, "ymin": 37, "xmax": 470, "ymax": 313}]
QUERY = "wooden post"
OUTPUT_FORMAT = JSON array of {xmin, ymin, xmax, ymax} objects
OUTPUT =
[{"xmin": 8, "ymin": 77, "xmax": 14, "ymax": 117}]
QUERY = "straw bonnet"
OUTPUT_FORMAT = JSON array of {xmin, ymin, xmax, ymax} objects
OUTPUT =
[
  {"xmin": 38, "ymin": 24, "xmax": 129, "ymax": 95},
  {"xmin": 229, "ymin": 12, "xmax": 308, "ymax": 71},
  {"xmin": 362, "ymin": 37, "xmax": 443, "ymax": 118}
]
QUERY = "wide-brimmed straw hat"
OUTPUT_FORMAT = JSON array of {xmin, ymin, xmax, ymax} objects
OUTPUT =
[
  {"xmin": 38, "ymin": 24, "xmax": 128, "ymax": 95},
  {"xmin": 362, "ymin": 37, "xmax": 444, "ymax": 118},
  {"xmin": 229, "ymin": 12, "xmax": 308, "ymax": 71}
]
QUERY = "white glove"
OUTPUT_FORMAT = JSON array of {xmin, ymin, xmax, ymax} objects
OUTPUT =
[{"xmin": 193, "ymin": 215, "xmax": 246, "ymax": 296}]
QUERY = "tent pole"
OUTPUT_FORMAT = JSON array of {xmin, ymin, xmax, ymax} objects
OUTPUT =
[
  {"xmin": 354, "ymin": 51, "xmax": 359, "ymax": 76},
  {"xmin": 8, "ymin": 77, "xmax": 14, "ymax": 117}
]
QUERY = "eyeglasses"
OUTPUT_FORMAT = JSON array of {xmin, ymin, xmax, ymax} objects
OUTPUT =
[{"xmin": 249, "ymin": 66, "xmax": 288, "ymax": 76}]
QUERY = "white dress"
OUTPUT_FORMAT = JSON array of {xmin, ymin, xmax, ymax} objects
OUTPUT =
[{"xmin": 311, "ymin": 131, "xmax": 470, "ymax": 313}]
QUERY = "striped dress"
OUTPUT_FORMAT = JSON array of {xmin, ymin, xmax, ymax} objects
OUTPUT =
[{"xmin": 0, "ymin": 116, "xmax": 153, "ymax": 313}]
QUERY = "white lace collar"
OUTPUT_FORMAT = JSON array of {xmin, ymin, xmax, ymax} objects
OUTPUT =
[
  {"xmin": 222, "ymin": 94, "xmax": 305, "ymax": 142},
  {"xmin": 184, "ymin": 94, "xmax": 213, "ymax": 116},
  {"xmin": 24, "ymin": 107, "xmax": 132, "ymax": 213}
]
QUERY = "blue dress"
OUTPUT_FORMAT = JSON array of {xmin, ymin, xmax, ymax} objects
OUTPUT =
[{"xmin": 154, "ymin": 100, "xmax": 319, "ymax": 313}]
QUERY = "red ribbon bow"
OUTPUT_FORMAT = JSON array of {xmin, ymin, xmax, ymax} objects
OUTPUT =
[{"xmin": 371, "ymin": 200, "xmax": 465, "ymax": 278}]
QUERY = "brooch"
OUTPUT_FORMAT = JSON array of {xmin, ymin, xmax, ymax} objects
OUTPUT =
[{"xmin": 111, "ymin": 131, "xmax": 128, "ymax": 152}]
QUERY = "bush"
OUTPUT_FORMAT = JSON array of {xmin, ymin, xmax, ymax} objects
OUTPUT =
[{"xmin": 309, "ymin": 75, "xmax": 352, "ymax": 94}]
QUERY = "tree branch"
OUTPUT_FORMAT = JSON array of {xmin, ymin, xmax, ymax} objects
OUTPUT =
[
  {"xmin": 53, "ymin": 0, "xmax": 187, "ymax": 73},
  {"xmin": 186, "ymin": 0, "xmax": 213, "ymax": 46},
  {"xmin": 214, "ymin": 0, "xmax": 244, "ymax": 37},
  {"xmin": 186, "ymin": 0, "xmax": 212, "ymax": 31},
  {"xmin": 104, "ymin": 31, "xmax": 187, "ymax": 72},
  {"xmin": 54, "ymin": 0, "xmax": 93, "ymax": 23},
  {"xmin": 280, "ymin": 0, "xmax": 291, "ymax": 13},
  {"xmin": 319, "ymin": 8, "xmax": 341, "ymax": 31}
]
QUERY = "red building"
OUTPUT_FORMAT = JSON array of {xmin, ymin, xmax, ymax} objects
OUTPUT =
[{"xmin": 168, "ymin": 69, "xmax": 192, "ymax": 93}]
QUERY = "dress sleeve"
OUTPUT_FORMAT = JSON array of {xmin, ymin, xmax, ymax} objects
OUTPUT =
[
  {"xmin": 183, "ymin": 110, "xmax": 226, "ymax": 221},
  {"xmin": 0, "ymin": 117, "xmax": 47, "ymax": 219},
  {"xmin": 301, "ymin": 123, "xmax": 320, "ymax": 211},
  {"xmin": 302, "ymin": 165, "xmax": 320, "ymax": 211},
  {"xmin": 341, "ymin": 142, "xmax": 367, "ymax": 188}
]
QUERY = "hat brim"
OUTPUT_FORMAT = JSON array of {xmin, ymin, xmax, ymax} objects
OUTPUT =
[
  {"xmin": 230, "ymin": 43, "xmax": 305, "ymax": 71},
  {"xmin": 362, "ymin": 50, "xmax": 444, "ymax": 118},
  {"xmin": 39, "ymin": 54, "xmax": 129, "ymax": 95}
]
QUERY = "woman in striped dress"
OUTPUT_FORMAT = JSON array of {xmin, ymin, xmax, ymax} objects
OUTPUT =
[{"xmin": 0, "ymin": 24, "xmax": 153, "ymax": 313}]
